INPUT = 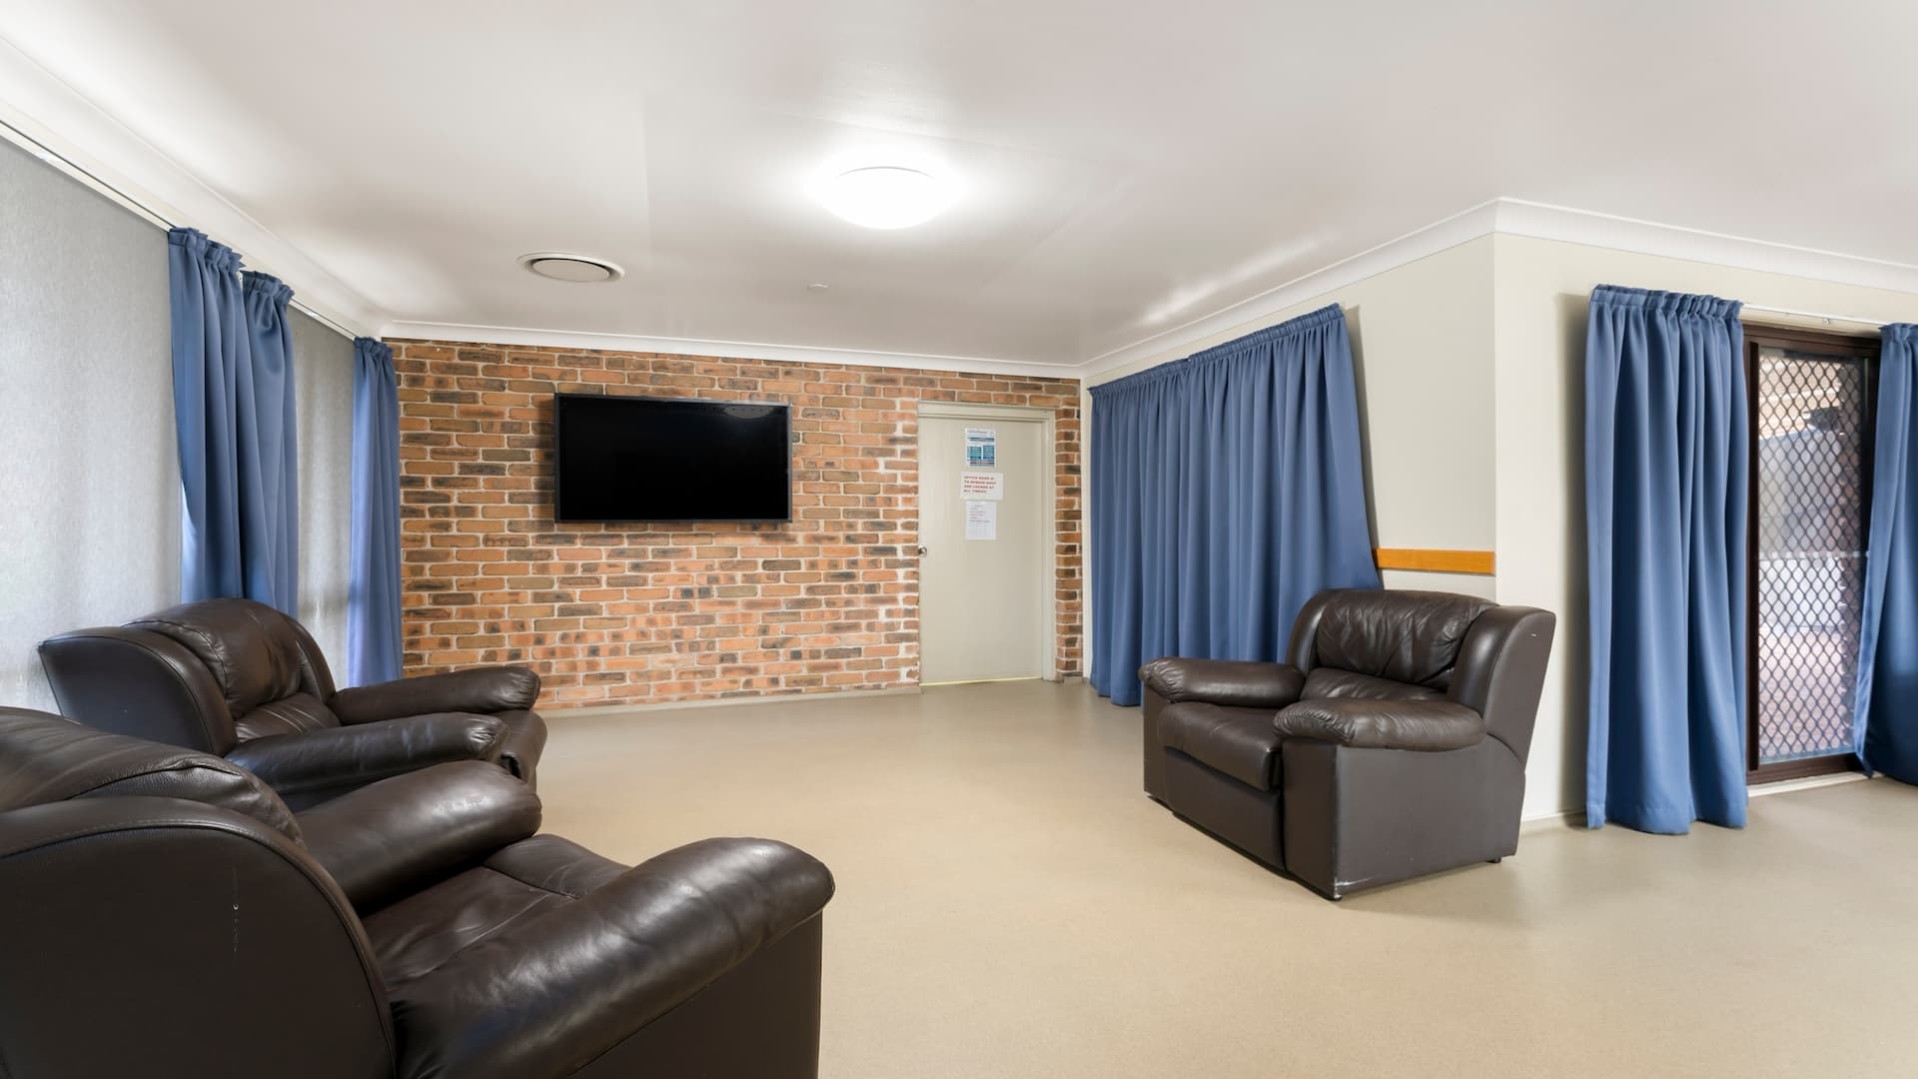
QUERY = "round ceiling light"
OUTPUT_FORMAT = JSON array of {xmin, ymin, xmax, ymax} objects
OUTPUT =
[
  {"xmin": 519, "ymin": 253, "xmax": 624, "ymax": 283},
  {"xmin": 819, "ymin": 166, "xmax": 952, "ymax": 229}
]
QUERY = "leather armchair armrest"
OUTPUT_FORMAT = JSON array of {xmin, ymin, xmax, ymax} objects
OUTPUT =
[
  {"xmin": 1138, "ymin": 657, "xmax": 1305, "ymax": 708},
  {"xmin": 331, "ymin": 667, "xmax": 541, "ymax": 725},
  {"xmin": 299, "ymin": 761, "xmax": 540, "ymax": 911},
  {"xmin": 227, "ymin": 713, "xmax": 507, "ymax": 803},
  {"xmin": 0, "ymin": 796, "xmax": 395, "ymax": 1077},
  {"xmin": 1273, "ymin": 699, "xmax": 1485, "ymax": 751},
  {"xmin": 387, "ymin": 837, "xmax": 835, "ymax": 1079}
]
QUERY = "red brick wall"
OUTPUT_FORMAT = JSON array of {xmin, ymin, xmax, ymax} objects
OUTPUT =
[{"xmin": 391, "ymin": 341, "xmax": 1082, "ymax": 709}]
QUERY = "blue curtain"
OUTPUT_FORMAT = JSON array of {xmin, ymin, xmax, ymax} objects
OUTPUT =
[
  {"xmin": 1088, "ymin": 304, "xmax": 1379, "ymax": 707},
  {"xmin": 348, "ymin": 336, "xmax": 403, "ymax": 686},
  {"xmin": 167, "ymin": 228, "xmax": 301, "ymax": 614},
  {"xmin": 1584, "ymin": 286, "xmax": 1749, "ymax": 833},
  {"xmin": 1854, "ymin": 324, "xmax": 1918, "ymax": 782}
]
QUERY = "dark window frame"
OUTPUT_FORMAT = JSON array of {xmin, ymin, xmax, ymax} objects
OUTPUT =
[{"xmin": 1743, "ymin": 324, "xmax": 1879, "ymax": 784}]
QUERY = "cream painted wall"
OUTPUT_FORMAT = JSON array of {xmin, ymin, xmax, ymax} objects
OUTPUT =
[
  {"xmin": 0, "ymin": 138, "xmax": 175, "ymax": 712},
  {"xmin": 1491, "ymin": 233, "xmax": 1918, "ymax": 821},
  {"xmin": 1080, "ymin": 237, "xmax": 1501, "ymax": 689},
  {"xmin": 0, "ymin": 138, "xmax": 360, "ymax": 708},
  {"xmin": 1087, "ymin": 235, "xmax": 1498, "ymax": 559}
]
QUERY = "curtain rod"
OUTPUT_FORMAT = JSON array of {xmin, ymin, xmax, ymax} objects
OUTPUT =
[
  {"xmin": 0, "ymin": 115, "xmax": 365, "ymax": 342},
  {"xmin": 1741, "ymin": 302, "xmax": 1898, "ymax": 329}
]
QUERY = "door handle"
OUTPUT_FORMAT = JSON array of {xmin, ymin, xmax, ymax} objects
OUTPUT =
[{"xmin": 917, "ymin": 545, "xmax": 929, "ymax": 556}]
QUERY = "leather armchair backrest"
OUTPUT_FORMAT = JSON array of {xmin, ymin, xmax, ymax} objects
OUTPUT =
[
  {"xmin": 128, "ymin": 599, "xmax": 324, "ymax": 710},
  {"xmin": 1285, "ymin": 590, "xmax": 1558, "ymax": 761},
  {"xmin": 39, "ymin": 624, "xmax": 241, "ymax": 753},
  {"xmin": 1288, "ymin": 589, "xmax": 1495, "ymax": 692},
  {"xmin": 0, "ymin": 708, "xmax": 302, "ymax": 840}
]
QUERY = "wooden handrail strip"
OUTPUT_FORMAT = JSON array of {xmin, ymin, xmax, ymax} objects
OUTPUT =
[{"xmin": 1374, "ymin": 548, "xmax": 1496, "ymax": 576}]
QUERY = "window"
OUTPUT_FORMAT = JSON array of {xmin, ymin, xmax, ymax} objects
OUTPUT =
[{"xmin": 1745, "ymin": 327, "xmax": 1878, "ymax": 781}]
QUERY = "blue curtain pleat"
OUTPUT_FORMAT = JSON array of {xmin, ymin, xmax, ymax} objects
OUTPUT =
[
  {"xmin": 167, "ymin": 228, "xmax": 301, "ymax": 615},
  {"xmin": 1088, "ymin": 304, "xmax": 1379, "ymax": 707},
  {"xmin": 1584, "ymin": 285, "xmax": 1749, "ymax": 833},
  {"xmin": 1854, "ymin": 324, "xmax": 1918, "ymax": 782},
  {"xmin": 348, "ymin": 337, "xmax": 404, "ymax": 686}
]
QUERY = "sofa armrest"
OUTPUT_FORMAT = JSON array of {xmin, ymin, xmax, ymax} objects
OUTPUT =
[
  {"xmin": 227, "ymin": 713, "xmax": 507, "ymax": 802},
  {"xmin": 331, "ymin": 667, "xmax": 541, "ymax": 725},
  {"xmin": 1273, "ymin": 699, "xmax": 1484, "ymax": 751},
  {"xmin": 387, "ymin": 837, "xmax": 834, "ymax": 1079},
  {"xmin": 0, "ymin": 796, "xmax": 395, "ymax": 1077},
  {"xmin": 298, "ymin": 761, "xmax": 540, "ymax": 911},
  {"xmin": 1139, "ymin": 657, "xmax": 1305, "ymax": 708}
]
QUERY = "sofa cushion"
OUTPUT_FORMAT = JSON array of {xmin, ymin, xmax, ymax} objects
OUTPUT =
[
  {"xmin": 363, "ymin": 834, "xmax": 628, "ymax": 986},
  {"xmin": 1302, "ymin": 667, "xmax": 1447, "ymax": 702},
  {"xmin": 235, "ymin": 692, "xmax": 342, "ymax": 741},
  {"xmin": 1156, "ymin": 702, "xmax": 1285, "ymax": 790}
]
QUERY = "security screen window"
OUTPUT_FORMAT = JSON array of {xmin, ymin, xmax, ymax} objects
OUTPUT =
[{"xmin": 1746, "ymin": 328, "xmax": 1878, "ymax": 780}]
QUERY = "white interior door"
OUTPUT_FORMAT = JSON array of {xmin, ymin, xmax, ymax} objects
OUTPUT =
[{"xmin": 918, "ymin": 410, "xmax": 1048, "ymax": 684}]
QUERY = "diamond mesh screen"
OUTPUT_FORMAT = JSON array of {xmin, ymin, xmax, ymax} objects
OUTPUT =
[{"xmin": 1754, "ymin": 346, "xmax": 1871, "ymax": 764}]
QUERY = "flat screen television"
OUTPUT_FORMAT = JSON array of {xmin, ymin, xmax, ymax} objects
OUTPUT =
[{"xmin": 554, "ymin": 393, "xmax": 791, "ymax": 522}]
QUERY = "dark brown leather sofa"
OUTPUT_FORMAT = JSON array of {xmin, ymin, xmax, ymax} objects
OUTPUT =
[
  {"xmin": 1141, "ymin": 589, "xmax": 1555, "ymax": 899},
  {"xmin": 0, "ymin": 707, "xmax": 833, "ymax": 1079},
  {"xmin": 39, "ymin": 597, "xmax": 547, "ymax": 808}
]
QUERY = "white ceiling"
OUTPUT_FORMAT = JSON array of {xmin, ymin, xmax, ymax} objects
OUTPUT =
[{"xmin": 3, "ymin": 1, "xmax": 1918, "ymax": 372}]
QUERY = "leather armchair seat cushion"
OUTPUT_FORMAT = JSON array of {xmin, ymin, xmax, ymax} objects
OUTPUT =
[
  {"xmin": 1156, "ymin": 702, "xmax": 1286, "ymax": 790},
  {"xmin": 1274, "ymin": 698, "xmax": 1485, "ymax": 751},
  {"xmin": 370, "ymin": 835, "xmax": 835, "ymax": 1079},
  {"xmin": 235, "ymin": 692, "xmax": 343, "ymax": 741}
]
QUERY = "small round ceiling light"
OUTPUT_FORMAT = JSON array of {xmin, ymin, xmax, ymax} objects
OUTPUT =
[
  {"xmin": 519, "ymin": 253, "xmax": 624, "ymax": 283},
  {"xmin": 819, "ymin": 166, "xmax": 952, "ymax": 229}
]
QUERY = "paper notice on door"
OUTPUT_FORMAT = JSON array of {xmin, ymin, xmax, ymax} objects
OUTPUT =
[
  {"xmin": 964, "ymin": 499, "xmax": 997, "ymax": 540},
  {"xmin": 965, "ymin": 427, "xmax": 997, "ymax": 467},
  {"xmin": 959, "ymin": 471, "xmax": 1004, "ymax": 500}
]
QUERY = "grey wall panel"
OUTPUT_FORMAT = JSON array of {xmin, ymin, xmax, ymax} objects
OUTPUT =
[
  {"xmin": 0, "ymin": 139, "xmax": 177, "ymax": 712},
  {"xmin": 293, "ymin": 309, "xmax": 355, "ymax": 678}
]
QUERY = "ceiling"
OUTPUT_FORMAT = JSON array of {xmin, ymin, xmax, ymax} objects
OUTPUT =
[{"xmin": 3, "ymin": 1, "xmax": 1917, "ymax": 372}]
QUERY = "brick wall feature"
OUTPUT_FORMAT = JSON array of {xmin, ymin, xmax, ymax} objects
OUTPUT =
[{"xmin": 391, "ymin": 341, "xmax": 1082, "ymax": 708}]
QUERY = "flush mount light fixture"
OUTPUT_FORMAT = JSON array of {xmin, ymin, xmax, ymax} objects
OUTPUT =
[
  {"xmin": 818, "ymin": 167, "xmax": 952, "ymax": 229},
  {"xmin": 518, "ymin": 253, "xmax": 624, "ymax": 283}
]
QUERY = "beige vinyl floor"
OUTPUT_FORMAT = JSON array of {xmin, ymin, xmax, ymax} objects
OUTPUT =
[{"xmin": 538, "ymin": 679, "xmax": 1918, "ymax": 1079}]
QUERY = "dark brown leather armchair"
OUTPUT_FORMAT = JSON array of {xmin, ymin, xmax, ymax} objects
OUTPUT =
[
  {"xmin": 0, "ymin": 708, "xmax": 834, "ymax": 1079},
  {"xmin": 39, "ymin": 598, "xmax": 547, "ymax": 808},
  {"xmin": 1140, "ymin": 589, "xmax": 1555, "ymax": 899}
]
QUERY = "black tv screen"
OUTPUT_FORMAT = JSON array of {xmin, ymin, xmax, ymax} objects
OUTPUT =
[{"xmin": 554, "ymin": 393, "xmax": 791, "ymax": 522}]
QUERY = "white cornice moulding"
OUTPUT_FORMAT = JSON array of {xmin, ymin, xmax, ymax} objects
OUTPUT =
[
  {"xmin": 1490, "ymin": 198, "xmax": 1918, "ymax": 296},
  {"xmin": 379, "ymin": 320, "xmax": 1081, "ymax": 381},
  {"xmin": 1079, "ymin": 200, "xmax": 1504, "ymax": 381},
  {"xmin": 0, "ymin": 34, "xmax": 385, "ymax": 338},
  {"xmin": 1081, "ymin": 197, "xmax": 1918, "ymax": 382}
]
